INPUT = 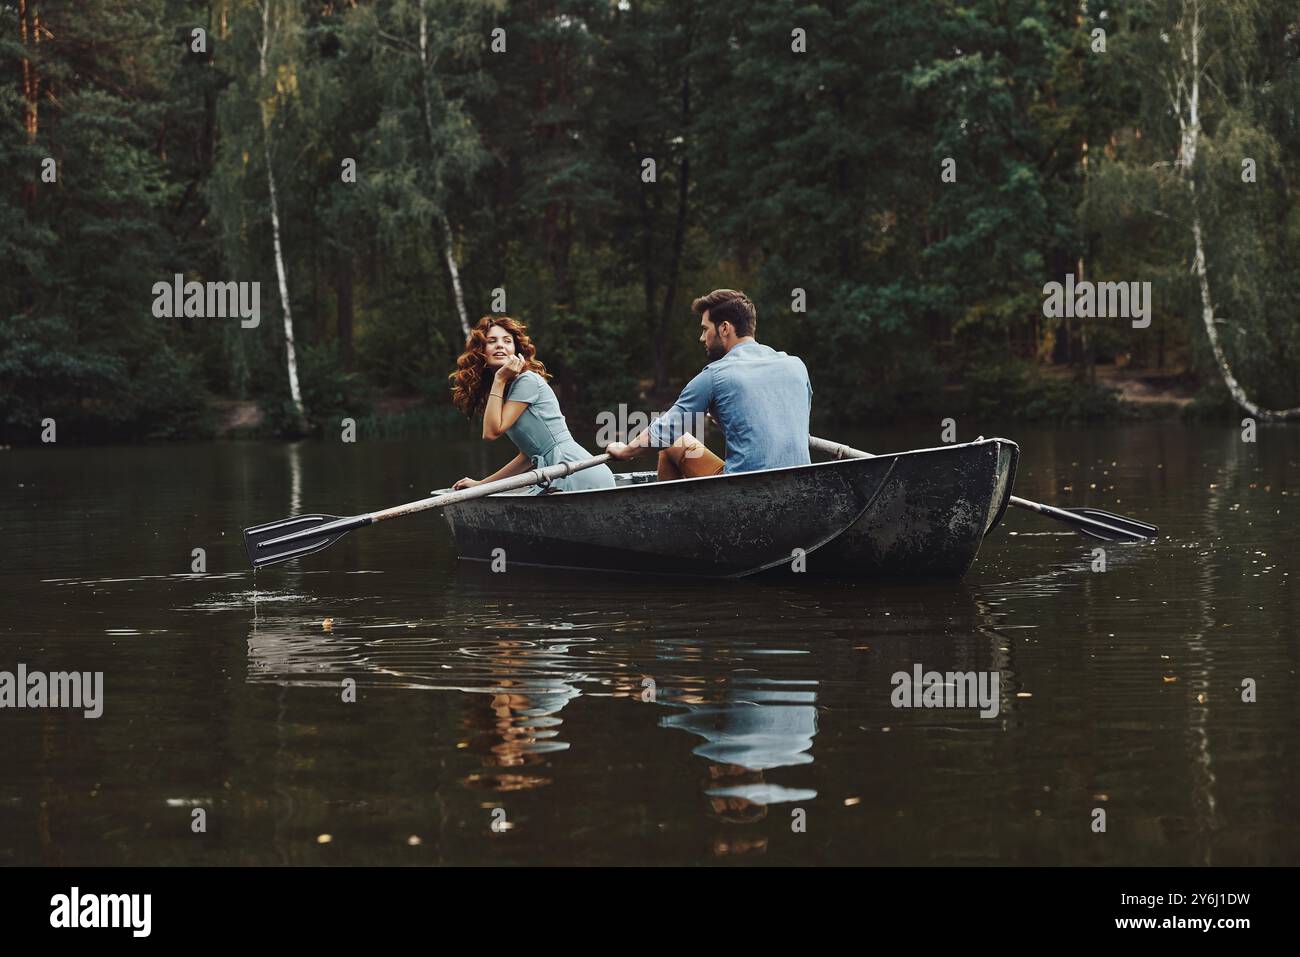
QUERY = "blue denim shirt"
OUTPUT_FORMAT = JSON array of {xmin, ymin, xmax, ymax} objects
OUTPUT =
[{"xmin": 645, "ymin": 341, "xmax": 812, "ymax": 474}]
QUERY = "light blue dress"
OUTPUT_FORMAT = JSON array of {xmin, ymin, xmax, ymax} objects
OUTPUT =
[{"xmin": 504, "ymin": 371, "xmax": 616, "ymax": 494}]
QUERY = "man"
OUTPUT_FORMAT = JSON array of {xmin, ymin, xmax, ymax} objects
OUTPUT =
[{"xmin": 606, "ymin": 289, "xmax": 812, "ymax": 478}]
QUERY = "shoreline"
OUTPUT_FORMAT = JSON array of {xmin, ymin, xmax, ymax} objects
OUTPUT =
[{"xmin": 0, "ymin": 367, "xmax": 1247, "ymax": 449}]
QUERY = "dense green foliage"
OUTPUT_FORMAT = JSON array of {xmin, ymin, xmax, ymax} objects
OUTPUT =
[{"xmin": 2, "ymin": 0, "xmax": 1299, "ymax": 442}]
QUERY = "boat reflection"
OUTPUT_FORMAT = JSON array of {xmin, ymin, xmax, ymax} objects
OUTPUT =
[{"xmin": 242, "ymin": 564, "xmax": 1021, "ymax": 831}]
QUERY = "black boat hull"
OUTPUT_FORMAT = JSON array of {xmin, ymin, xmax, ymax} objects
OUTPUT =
[
  {"xmin": 812, "ymin": 438, "xmax": 1018, "ymax": 578},
  {"xmin": 441, "ymin": 438, "xmax": 1018, "ymax": 579}
]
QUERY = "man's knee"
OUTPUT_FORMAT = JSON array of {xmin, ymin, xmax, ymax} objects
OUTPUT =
[{"xmin": 671, "ymin": 432, "xmax": 704, "ymax": 459}]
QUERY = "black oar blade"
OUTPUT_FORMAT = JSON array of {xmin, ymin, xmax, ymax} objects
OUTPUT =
[
  {"xmin": 1009, "ymin": 495, "xmax": 1156, "ymax": 543},
  {"xmin": 1068, "ymin": 508, "xmax": 1159, "ymax": 541},
  {"xmin": 244, "ymin": 514, "xmax": 352, "ymax": 569},
  {"xmin": 1072, "ymin": 522, "xmax": 1143, "ymax": 544}
]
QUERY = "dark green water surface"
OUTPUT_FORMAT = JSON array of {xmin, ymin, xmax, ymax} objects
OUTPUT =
[{"xmin": 1, "ymin": 424, "xmax": 1297, "ymax": 864}]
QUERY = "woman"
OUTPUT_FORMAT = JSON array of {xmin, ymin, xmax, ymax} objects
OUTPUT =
[{"xmin": 449, "ymin": 316, "xmax": 616, "ymax": 494}]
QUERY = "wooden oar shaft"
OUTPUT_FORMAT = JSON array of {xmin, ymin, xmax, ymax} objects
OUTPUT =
[
  {"xmin": 245, "ymin": 453, "xmax": 613, "ymax": 568},
  {"xmin": 369, "ymin": 453, "xmax": 611, "ymax": 523}
]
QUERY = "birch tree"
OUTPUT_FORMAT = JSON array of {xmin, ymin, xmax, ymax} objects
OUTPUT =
[
  {"xmin": 350, "ymin": 0, "xmax": 494, "ymax": 344},
  {"xmin": 209, "ymin": 0, "xmax": 314, "ymax": 431},
  {"xmin": 1162, "ymin": 0, "xmax": 1300, "ymax": 419},
  {"xmin": 257, "ymin": 0, "xmax": 308, "ymax": 431},
  {"xmin": 418, "ymin": 2, "xmax": 470, "ymax": 339}
]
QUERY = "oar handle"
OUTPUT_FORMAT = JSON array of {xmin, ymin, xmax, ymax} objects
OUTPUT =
[
  {"xmin": 809, "ymin": 435, "xmax": 873, "ymax": 459},
  {"xmin": 368, "ymin": 453, "xmax": 612, "ymax": 523}
]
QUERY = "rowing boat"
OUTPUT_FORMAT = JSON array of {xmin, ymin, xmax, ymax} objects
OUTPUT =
[{"xmin": 439, "ymin": 437, "xmax": 1019, "ymax": 578}]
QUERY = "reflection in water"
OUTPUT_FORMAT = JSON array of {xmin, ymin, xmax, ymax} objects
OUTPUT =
[
  {"xmin": 288, "ymin": 440, "xmax": 303, "ymax": 516},
  {"xmin": 662, "ymin": 681, "xmax": 818, "ymax": 772},
  {"xmin": 659, "ymin": 678, "xmax": 819, "ymax": 821},
  {"xmin": 457, "ymin": 639, "xmax": 582, "ymax": 791},
  {"xmin": 239, "ymin": 572, "xmax": 1021, "ymax": 854},
  {"xmin": 1182, "ymin": 430, "xmax": 1235, "ymax": 859},
  {"xmin": 243, "ymin": 607, "xmax": 835, "ymax": 813},
  {"xmin": 245, "ymin": 608, "xmax": 588, "ymax": 791}
]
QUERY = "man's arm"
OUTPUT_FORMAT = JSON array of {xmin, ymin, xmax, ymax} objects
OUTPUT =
[{"xmin": 606, "ymin": 369, "xmax": 713, "ymax": 461}]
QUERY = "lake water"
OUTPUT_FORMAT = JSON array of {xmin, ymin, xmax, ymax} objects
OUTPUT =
[{"xmin": 1, "ymin": 424, "xmax": 1296, "ymax": 865}]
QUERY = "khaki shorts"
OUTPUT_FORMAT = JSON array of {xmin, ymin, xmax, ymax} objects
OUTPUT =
[{"xmin": 676, "ymin": 443, "xmax": 724, "ymax": 478}]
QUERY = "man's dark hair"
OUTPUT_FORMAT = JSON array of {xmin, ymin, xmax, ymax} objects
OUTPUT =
[{"xmin": 692, "ymin": 289, "xmax": 756, "ymax": 338}]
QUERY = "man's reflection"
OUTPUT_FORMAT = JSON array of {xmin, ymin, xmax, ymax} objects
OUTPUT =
[{"xmin": 652, "ymin": 676, "xmax": 819, "ymax": 851}]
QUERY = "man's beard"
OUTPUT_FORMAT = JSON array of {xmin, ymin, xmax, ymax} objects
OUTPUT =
[{"xmin": 705, "ymin": 339, "xmax": 726, "ymax": 361}]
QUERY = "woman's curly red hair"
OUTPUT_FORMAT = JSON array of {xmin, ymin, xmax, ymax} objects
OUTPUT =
[{"xmin": 449, "ymin": 316, "xmax": 551, "ymax": 416}]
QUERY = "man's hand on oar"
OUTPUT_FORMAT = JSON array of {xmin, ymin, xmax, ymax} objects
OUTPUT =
[{"xmin": 808, "ymin": 435, "xmax": 1158, "ymax": 544}]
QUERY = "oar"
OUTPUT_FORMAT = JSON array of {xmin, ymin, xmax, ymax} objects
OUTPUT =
[
  {"xmin": 809, "ymin": 436, "xmax": 1158, "ymax": 543},
  {"xmin": 243, "ymin": 454, "xmax": 611, "ymax": 568}
]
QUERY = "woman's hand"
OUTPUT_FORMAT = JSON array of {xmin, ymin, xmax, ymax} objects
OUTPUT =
[
  {"xmin": 452, "ymin": 476, "xmax": 480, "ymax": 491},
  {"xmin": 494, "ymin": 354, "xmax": 525, "ymax": 386}
]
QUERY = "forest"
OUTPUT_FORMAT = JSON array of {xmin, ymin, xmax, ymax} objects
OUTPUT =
[{"xmin": 3, "ymin": 0, "xmax": 1299, "ymax": 442}]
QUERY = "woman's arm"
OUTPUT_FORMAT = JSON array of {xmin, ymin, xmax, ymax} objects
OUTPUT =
[
  {"xmin": 452, "ymin": 451, "xmax": 532, "ymax": 490},
  {"xmin": 482, "ymin": 357, "xmax": 529, "ymax": 440},
  {"xmin": 483, "ymin": 399, "xmax": 528, "ymax": 440}
]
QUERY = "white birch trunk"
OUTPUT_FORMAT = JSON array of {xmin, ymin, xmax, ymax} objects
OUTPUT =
[
  {"xmin": 259, "ymin": 0, "xmax": 308, "ymax": 430},
  {"xmin": 420, "ymin": 2, "xmax": 471, "ymax": 340},
  {"xmin": 439, "ymin": 212, "xmax": 470, "ymax": 339},
  {"xmin": 1175, "ymin": 0, "xmax": 1300, "ymax": 420}
]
